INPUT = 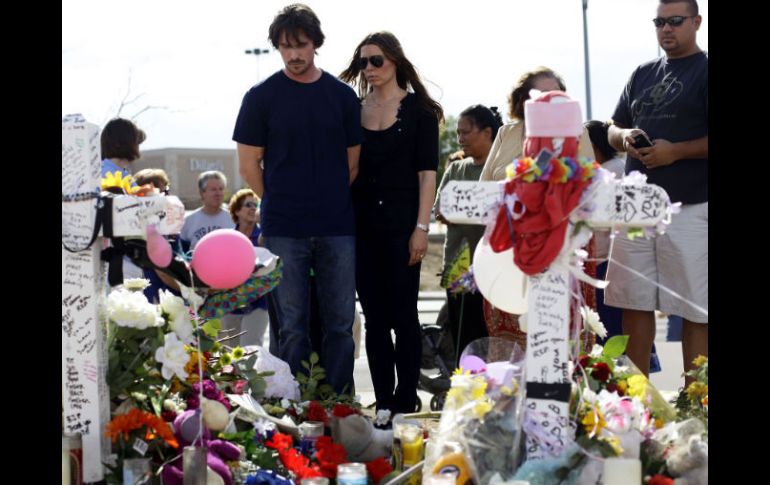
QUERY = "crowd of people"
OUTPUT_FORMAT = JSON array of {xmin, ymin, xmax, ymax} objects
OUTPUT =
[{"xmin": 99, "ymin": 0, "xmax": 707, "ymax": 419}]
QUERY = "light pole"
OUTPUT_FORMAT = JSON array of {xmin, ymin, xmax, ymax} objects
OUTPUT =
[
  {"xmin": 581, "ymin": 0, "xmax": 593, "ymax": 120},
  {"xmin": 245, "ymin": 48, "xmax": 270, "ymax": 81}
]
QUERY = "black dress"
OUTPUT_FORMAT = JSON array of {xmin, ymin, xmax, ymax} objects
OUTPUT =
[{"xmin": 351, "ymin": 93, "xmax": 439, "ymax": 413}]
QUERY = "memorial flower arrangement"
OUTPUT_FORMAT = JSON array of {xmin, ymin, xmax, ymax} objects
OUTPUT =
[{"xmin": 103, "ymin": 278, "xmax": 275, "ymax": 483}]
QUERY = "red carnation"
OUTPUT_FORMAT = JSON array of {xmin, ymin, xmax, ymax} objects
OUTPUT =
[
  {"xmin": 307, "ymin": 401, "xmax": 330, "ymax": 424},
  {"xmin": 647, "ymin": 475, "xmax": 674, "ymax": 485},
  {"xmin": 366, "ymin": 457, "xmax": 394, "ymax": 484},
  {"xmin": 266, "ymin": 432, "xmax": 293, "ymax": 451},
  {"xmin": 591, "ymin": 362, "xmax": 611, "ymax": 382},
  {"xmin": 332, "ymin": 404, "xmax": 359, "ymax": 418},
  {"xmin": 316, "ymin": 438, "xmax": 348, "ymax": 478},
  {"xmin": 578, "ymin": 354, "xmax": 590, "ymax": 370}
]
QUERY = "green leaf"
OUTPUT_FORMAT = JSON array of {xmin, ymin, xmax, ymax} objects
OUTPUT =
[
  {"xmin": 309, "ymin": 352, "xmax": 319, "ymax": 365},
  {"xmin": 296, "ymin": 374, "xmax": 308, "ymax": 384},
  {"xmin": 301, "ymin": 360, "xmax": 310, "ymax": 370},
  {"xmin": 201, "ymin": 318, "xmax": 222, "ymax": 338},
  {"xmin": 602, "ymin": 335, "xmax": 629, "ymax": 359},
  {"xmin": 198, "ymin": 337, "xmax": 215, "ymax": 352}
]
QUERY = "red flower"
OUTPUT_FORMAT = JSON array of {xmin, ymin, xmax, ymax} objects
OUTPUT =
[
  {"xmin": 332, "ymin": 404, "xmax": 359, "ymax": 418},
  {"xmin": 366, "ymin": 457, "xmax": 394, "ymax": 484},
  {"xmin": 307, "ymin": 401, "xmax": 329, "ymax": 424},
  {"xmin": 279, "ymin": 448, "xmax": 322, "ymax": 480},
  {"xmin": 315, "ymin": 436, "xmax": 333, "ymax": 450},
  {"xmin": 316, "ymin": 438, "xmax": 348, "ymax": 478},
  {"xmin": 606, "ymin": 382, "xmax": 625, "ymax": 396},
  {"xmin": 577, "ymin": 354, "xmax": 590, "ymax": 370},
  {"xmin": 266, "ymin": 432, "xmax": 294, "ymax": 451},
  {"xmin": 591, "ymin": 362, "xmax": 611, "ymax": 382},
  {"xmin": 647, "ymin": 475, "xmax": 674, "ymax": 485}
]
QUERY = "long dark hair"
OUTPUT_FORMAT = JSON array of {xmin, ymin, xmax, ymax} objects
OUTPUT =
[{"xmin": 340, "ymin": 31, "xmax": 444, "ymax": 123}]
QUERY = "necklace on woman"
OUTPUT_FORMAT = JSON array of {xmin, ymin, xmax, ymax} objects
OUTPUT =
[{"xmin": 363, "ymin": 91, "xmax": 406, "ymax": 108}]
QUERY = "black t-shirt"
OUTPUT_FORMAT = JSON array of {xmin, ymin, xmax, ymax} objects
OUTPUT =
[
  {"xmin": 612, "ymin": 51, "xmax": 708, "ymax": 204},
  {"xmin": 232, "ymin": 70, "xmax": 363, "ymax": 237},
  {"xmin": 352, "ymin": 93, "xmax": 439, "ymax": 235}
]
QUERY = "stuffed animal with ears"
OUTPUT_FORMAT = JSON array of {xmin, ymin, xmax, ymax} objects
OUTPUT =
[{"xmin": 161, "ymin": 401, "xmax": 242, "ymax": 485}]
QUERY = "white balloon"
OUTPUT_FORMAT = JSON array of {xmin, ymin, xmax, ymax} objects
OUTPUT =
[{"xmin": 472, "ymin": 237, "xmax": 529, "ymax": 315}]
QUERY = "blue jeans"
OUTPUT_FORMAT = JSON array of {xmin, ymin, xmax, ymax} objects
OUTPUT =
[{"xmin": 265, "ymin": 236, "xmax": 356, "ymax": 394}]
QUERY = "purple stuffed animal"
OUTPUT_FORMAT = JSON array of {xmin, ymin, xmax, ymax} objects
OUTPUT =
[{"xmin": 161, "ymin": 409, "xmax": 242, "ymax": 485}]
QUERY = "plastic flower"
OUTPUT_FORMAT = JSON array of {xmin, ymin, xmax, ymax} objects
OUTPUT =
[
  {"xmin": 692, "ymin": 355, "xmax": 708, "ymax": 367},
  {"xmin": 154, "ymin": 333, "xmax": 189, "ymax": 380}
]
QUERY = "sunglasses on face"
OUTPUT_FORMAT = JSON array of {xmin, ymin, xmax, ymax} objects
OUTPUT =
[
  {"xmin": 243, "ymin": 201, "xmax": 258, "ymax": 209},
  {"xmin": 652, "ymin": 15, "xmax": 695, "ymax": 27},
  {"xmin": 358, "ymin": 55, "xmax": 385, "ymax": 70}
]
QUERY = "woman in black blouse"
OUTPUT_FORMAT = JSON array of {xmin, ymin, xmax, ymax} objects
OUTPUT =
[{"xmin": 341, "ymin": 32, "xmax": 442, "ymax": 416}]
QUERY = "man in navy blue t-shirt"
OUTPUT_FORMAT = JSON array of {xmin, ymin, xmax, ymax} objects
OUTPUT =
[
  {"xmin": 233, "ymin": 3, "xmax": 362, "ymax": 395},
  {"xmin": 606, "ymin": 0, "xmax": 707, "ymax": 381}
]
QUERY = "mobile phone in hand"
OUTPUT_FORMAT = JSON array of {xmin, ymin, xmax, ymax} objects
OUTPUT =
[{"xmin": 632, "ymin": 132, "xmax": 653, "ymax": 148}]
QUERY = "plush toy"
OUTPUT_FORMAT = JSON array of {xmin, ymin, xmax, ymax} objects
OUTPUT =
[
  {"xmin": 161, "ymin": 408, "xmax": 242, "ymax": 485},
  {"xmin": 330, "ymin": 413, "xmax": 393, "ymax": 463}
]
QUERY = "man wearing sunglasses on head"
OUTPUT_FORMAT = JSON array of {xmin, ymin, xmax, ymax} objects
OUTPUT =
[
  {"xmin": 233, "ymin": 4, "xmax": 362, "ymax": 396},
  {"xmin": 606, "ymin": 0, "xmax": 707, "ymax": 381}
]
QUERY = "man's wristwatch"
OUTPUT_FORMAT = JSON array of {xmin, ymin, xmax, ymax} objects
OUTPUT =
[{"xmin": 416, "ymin": 223, "xmax": 429, "ymax": 233}]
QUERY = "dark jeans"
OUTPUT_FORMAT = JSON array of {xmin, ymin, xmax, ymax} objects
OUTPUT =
[
  {"xmin": 265, "ymin": 236, "xmax": 356, "ymax": 395},
  {"xmin": 446, "ymin": 290, "xmax": 488, "ymax": 366},
  {"xmin": 356, "ymin": 232, "xmax": 421, "ymax": 414}
]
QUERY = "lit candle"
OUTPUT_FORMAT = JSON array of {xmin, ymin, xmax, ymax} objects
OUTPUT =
[
  {"xmin": 603, "ymin": 457, "xmax": 641, "ymax": 485},
  {"xmin": 337, "ymin": 462, "xmax": 368, "ymax": 485}
]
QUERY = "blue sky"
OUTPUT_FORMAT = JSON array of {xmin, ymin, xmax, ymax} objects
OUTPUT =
[{"xmin": 62, "ymin": 0, "xmax": 708, "ymax": 150}]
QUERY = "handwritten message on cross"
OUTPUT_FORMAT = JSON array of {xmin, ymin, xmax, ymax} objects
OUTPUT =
[
  {"xmin": 439, "ymin": 173, "xmax": 671, "ymax": 459},
  {"xmin": 62, "ymin": 114, "xmax": 184, "ymax": 481}
]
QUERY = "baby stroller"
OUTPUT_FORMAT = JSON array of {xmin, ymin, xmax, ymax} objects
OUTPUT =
[{"xmin": 418, "ymin": 301, "xmax": 456, "ymax": 411}]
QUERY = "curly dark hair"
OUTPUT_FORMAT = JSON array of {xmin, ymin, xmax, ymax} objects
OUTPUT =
[{"xmin": 339, "ymin": 31, "xmax": 444, "ymax": 123}]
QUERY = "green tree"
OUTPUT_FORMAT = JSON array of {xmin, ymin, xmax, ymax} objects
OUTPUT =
[{"xmin": 437, "ymin": 115, "xmax": 460, "ymax": 196}]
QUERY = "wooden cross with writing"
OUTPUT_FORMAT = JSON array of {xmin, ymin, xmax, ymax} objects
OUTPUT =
[
  {"xmin": 61, "ymin": 114, "xmax": 185, "ymax": 481},
  {"xmin": 438, "ymin": 173, "xmax": 671, "ymax": 459}
]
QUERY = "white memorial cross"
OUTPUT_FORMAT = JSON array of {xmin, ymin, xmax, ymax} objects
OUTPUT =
[
  {"xmin": 439, "ymin": 173, "xmax": 671, "ymax": 459},
  {"xmin": 62, "ymin": 114, "xmax": 185, "ymax": 481}
]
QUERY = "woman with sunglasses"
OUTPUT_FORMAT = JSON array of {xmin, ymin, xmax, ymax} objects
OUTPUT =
[
  {"xmin": 340, "ymin": 31, "xmax": 442, "ymax": 418},
  {"xmin": 220, "ymin": 189, "xmax": 269, "ymax": 347}
]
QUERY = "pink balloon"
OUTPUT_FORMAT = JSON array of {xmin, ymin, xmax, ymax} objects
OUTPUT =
[
  {"xmin": 146, "ymin": 224, "xmax": 172, "ymax": 268},
  {"xmin": 191, "ymin": 229, "xmax": 255, "ymax": 289}
]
